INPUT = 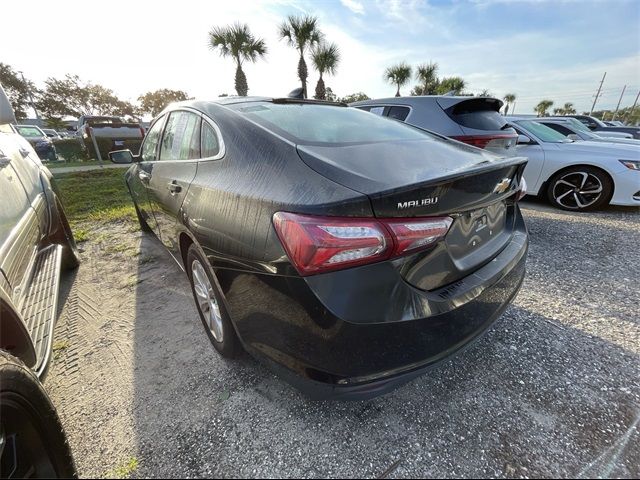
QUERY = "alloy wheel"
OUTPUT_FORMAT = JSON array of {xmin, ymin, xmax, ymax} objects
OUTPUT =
[
  {"xmin": 191, "ymin": 259, "xmax": 223, "ymax": 342},
  {"xmin": 552, "ymin": 171, "xmax": 603, "ymax": 210}
]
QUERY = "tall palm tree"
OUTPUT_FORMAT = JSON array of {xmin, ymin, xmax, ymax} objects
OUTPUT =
[
  {"xmin": 311, "ymin": 43, "xmax": 340, "ymax": 100},
  {"xmin": 503, "ymin": 93, "xmax": 516, "ymax": 115},
  {"xmin": 385, "ymin": 63, "xmax": 412, "ymax": 97},
  {"xmin": 534, "ymin": 100, "xmax": 554, "ymax": 117},
  {"xmin": 415, "ymin": 62, "xmax": 439, "ymax": 95},
  {"xmin": 279, "ymin": 15, "xmax": 323, "ymax": 98},
  {"xmin": 208, "ymin": 23, "xmax": 267, "ymax": 96}
]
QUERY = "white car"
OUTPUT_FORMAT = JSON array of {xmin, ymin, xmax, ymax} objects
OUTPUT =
[
  {"xmin": 533, "ymin": 118, "xmax": 640, "ymax": 146},
  {"xmin": 510, "ymin": 120, "xmax": 640, "ymax": 211}
]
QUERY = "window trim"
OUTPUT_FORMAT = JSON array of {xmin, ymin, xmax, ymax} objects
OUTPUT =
[
  {"xmin": 199, "ymin": 114, "xmax": 226, "ymax": 161},
  {"xmin": 354, "ymin": 103, "xmax": 413, "ymax": 121}
]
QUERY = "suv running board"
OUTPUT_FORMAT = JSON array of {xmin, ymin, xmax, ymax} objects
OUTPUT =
[{"xmin": 18, "ymin": 244, "xmax": 62, "ymax": 376}]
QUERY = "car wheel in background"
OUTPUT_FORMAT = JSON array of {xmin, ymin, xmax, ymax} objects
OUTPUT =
[
  {"xmin": 546, "ymin": 166, "xmax": 612, "ymax": 211},
  {"xmin": 0, "ymin": 350, "xmax": 77, "ymax": 479},
  {"xmin": 186, "ymin": 244, "xmax": 240, "ymax": 358}
]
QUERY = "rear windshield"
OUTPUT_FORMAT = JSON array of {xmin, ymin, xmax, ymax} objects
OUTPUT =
[
  {"xmin": 16, "ymin": 126, "xmax": 45, "ymax": 138},
  {"xmin": 230, "ymin": 102, "xmax": 431, "ymax": 145},
  {"xmin": 447, "ymin": 99, "xmax": 506, "ymax": 131}
]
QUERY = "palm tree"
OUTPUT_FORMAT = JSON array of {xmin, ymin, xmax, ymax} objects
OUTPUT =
[
  {"xmin": 311, "ymin": 43, "xmax": 340, "ymax": 100},
  {"xmin": 436, "ymin": 76, "xmax": 466, "ymax": 95},
  {"xmin": 563, "ymin": 102, "xmax": 576, "ymax": 115},
  {"xmin": 208, "ymin": 23, "xmax": 267, "ymax": 96},
  {"xmin": 503, "ymin": 93, "xmax": 516, "ymax": 115},
  {"xmin": 385, "ymin": 63, "xmax": 412, "ymax": 97},
  {"xmin": 553, "ymin": 107, "xmax": 564, "ymax": 115},
  {"xmin": 279, "ymin": 15, "xmax": 323, "ymax": 98},
  {"xmin": 415, "ymin": 62, "xmax": 439, "ymax": 95},
  {"xmin": 534, "ymin": 100, "xmax": 554, "ymax": 117},
  {"xmin": 477, "ymin": 89, "xmax": 493, "ymax": 97}
]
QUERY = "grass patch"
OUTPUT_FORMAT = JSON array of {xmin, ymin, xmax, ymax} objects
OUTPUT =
[
  {"xmin": 107, "ymin": 457, "xmax": 139, "ymax": 478},
  {"xmin": 54, "ymin": 169, "xmax": 137, "ymax": 227},
  {"xmin": 53, "ymin": 340, "xmax": 70, "ymax": 360},
  {"xmin": 47, "ymin": 159, "xmax": 102, "ymax": 169},
  {"xmin": 74, "ymin": 228, "xmax": 91, "ymax": 243}
]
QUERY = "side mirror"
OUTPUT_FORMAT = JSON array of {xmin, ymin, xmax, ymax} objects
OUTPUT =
[
  {"xmin": 109, "ymin": 149, "xmax": 134, "ymax": 164},
  {"xmin": 517, "ymin": 134, "xmax": 533, "ymax": 145}
]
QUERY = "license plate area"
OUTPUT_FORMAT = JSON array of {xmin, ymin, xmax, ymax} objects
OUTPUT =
[{"xmin": 446, "ymin": 202, "xmax": 508, "ymax": 262}]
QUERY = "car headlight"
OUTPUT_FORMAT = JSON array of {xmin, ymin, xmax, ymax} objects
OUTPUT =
[{"xmin": 619, "ymin": 160, "xmax": 640, "ymax": 171}]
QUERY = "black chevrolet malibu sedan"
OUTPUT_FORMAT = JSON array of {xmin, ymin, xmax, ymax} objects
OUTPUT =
[{"xmin": 109, "ymin": 97, "xmax": 529, "ymax": 400}]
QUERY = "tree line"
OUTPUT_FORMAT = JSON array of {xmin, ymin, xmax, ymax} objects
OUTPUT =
[{"xmin": 0, "ymin": 62, "xmax": 190, "ymax": 125}]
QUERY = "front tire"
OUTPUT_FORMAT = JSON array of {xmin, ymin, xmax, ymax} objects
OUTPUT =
[
  {"xmin": 546, "ymin": 166, "xmax": 612, "ymax": 211},
  {"xmin": 0, "ymin": 351, "xmax": 77, "ymax": 479},
  {"xmin": 186, "ymin": 244, "xmax": 239, "ymax": 358}
]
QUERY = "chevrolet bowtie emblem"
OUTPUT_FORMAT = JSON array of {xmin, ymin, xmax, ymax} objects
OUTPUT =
[{"xmin": 493, "ymin": 178, "xmax": 512, "ymax": 194}]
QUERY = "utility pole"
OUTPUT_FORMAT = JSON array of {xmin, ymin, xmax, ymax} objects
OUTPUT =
[
  {"xmin": 589, "ymin": 72, "xmax": 606, "ymax": 116},
  {"xmin": 19, "ymin": 71, "xmax": 40, "ymax": 121},
  {"xmin": 625, "ymin": 90, "xmax": 640, "ymax": 124},
  {"xmin": 612, "ymin": 85, "xmax": 626, "ymax": 121}
]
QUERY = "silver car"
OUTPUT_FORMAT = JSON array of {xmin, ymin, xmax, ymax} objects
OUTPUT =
[{"xmin": 351, "ymin": 96, "xmax": 518, "ymax": 155}]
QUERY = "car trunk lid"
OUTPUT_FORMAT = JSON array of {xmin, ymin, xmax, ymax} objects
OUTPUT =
[{"xmin": 297, "ymin": 138, "xmax": 527, "ymax": 290}]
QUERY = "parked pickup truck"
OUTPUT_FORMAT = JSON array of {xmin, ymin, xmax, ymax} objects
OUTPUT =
[{"xmin": 76, "ymin": 115, "xmax": 145, "ymax": 160}]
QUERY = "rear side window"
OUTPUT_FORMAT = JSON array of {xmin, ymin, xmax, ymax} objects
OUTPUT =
[
  {"xmin": 201, "ymin": 122, "xmax": 220, "ymax": 158},
  {"xmin": 447, "ymin": 99, "xmax": 507, "ymax": 130},
  {"xmin": 140, "ymin": 116, "xmax": 165, "ymax": 162},
  {"xmin": 387, "ymin": 106, "xmax": 410, "ymax": 121},
  {"xmin": 160, "ymin": 111, "xmax": 201, "ymax": 161}
]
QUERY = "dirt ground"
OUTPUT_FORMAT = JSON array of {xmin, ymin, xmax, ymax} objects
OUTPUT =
[{"xmin": 45, "ymin": 199, "xmax": 639, "ymax": 479}]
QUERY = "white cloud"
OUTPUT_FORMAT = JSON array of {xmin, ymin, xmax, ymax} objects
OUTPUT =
[{"xmin": 340, "ymin": 0, "xmax": 365, "ymax": 15}]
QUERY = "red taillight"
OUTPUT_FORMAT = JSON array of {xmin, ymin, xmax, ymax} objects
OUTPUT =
[
  {"xmin": 273, "ymin": 212, "xmax": 453, "ymax": 276},
  {"xmin": 451, "ymin": 134, "xmax": 515, "ymax": 149},
  {"xmin": 385, "ymin": 217, "xmax": 453, "ymax": 256}
]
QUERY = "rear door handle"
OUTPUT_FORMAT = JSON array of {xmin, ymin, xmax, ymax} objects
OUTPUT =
[
  {"xmin": 167, "ymin": 180, "xmax": 182, "ymax": 194},
  {"xmin": 138, "ymin": 171, "xmax": 151, "ymax": 184}
]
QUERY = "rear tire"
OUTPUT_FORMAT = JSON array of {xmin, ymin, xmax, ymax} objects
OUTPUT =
[
  {"xmin": 186, "ymin": 244, "xmax": 239, "ymax": 358},
  {"xmin": 0, "ymin": 351, "xmax": 77, "ymax": 479},
  {"xmin": 546, "ymin": 166, "xmax": 612, "ymax": 211}
]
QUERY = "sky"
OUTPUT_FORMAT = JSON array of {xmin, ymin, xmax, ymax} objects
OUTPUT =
[{"xmin": 2, "ymin": 0, "xmax": 639, "ymax": 115}]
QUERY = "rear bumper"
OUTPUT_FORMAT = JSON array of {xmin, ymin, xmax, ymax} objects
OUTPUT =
[{"xmin": 216, "ymin": 210, "xmax": 528, "ymax": 400}]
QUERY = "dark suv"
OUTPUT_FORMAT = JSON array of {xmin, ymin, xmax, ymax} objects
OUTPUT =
[
  {"xmin": 0, "ymin": 85, "xmax": 78, "ymax": 477},
  {"xmin": 351, "ymin": 96, "xmax": 518, "ymax": 155}
]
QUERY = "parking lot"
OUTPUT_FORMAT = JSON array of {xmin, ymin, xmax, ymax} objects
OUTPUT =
[{"xmin": 45, "ymin": 196, "xmax": 639, "ymax": 479}]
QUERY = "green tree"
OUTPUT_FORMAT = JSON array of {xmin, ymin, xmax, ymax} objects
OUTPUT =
[
  {"xmin": 435, "ymin": 76, "xmax": 466, "ymax": 95},
  {"xmin": 37, "ymin": 74, "xmax": 137, "ymax": 119},
  {"xmin": 503, "ymin": 93, "xmax": 516, "ymax": 115},
  {"xmin": 325, "ymin": 87, "xmax": 337, "ymax": 102},
  {"xmin": 279, "ymin": 15, "xmax": 323, "ymax": 98},
  {"xmin": 0, "ymin": 63, "xmax": 37, "ymax": 120},
  {"xmin": 534, "ymin": 99, "xmax": 554, "ymax": 117},
  {"xmin": 209, "ymin": 23, "xmax": 267, "ymax": 96},
  {"xmin": 338, "ymin": 92, "xmax": 370, "ymax": 104},
  {"xmin": 385, "ymin": 63, "xmax": 412, "ymax": 97},
  {"xmin": 414, "ymin": 62, "xmax": 439, "ymax": 96},
  {"xmin": 477, "ymin": 89, "xmax": 493, "ymax": 97},
  {"xmin": 311, "ymin": 43, "xmax": 340, "ymax": 100},
  {"xmin": 138, "ymin": 89, "xmax": 190, "ymax": 116},
  {"xmin": 562, "ymin": 102, "xmax": 576, "ymax": 115}
]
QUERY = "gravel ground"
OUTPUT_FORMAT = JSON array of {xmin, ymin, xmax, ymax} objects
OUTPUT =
[{"xmin": 46, "ymin": 199, "xmax": 640, "ymax": 479}]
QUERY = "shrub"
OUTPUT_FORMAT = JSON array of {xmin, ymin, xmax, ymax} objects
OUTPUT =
[{"xmin": 52, "ymin": 138, "xmax": 89, "ymax": 162}]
